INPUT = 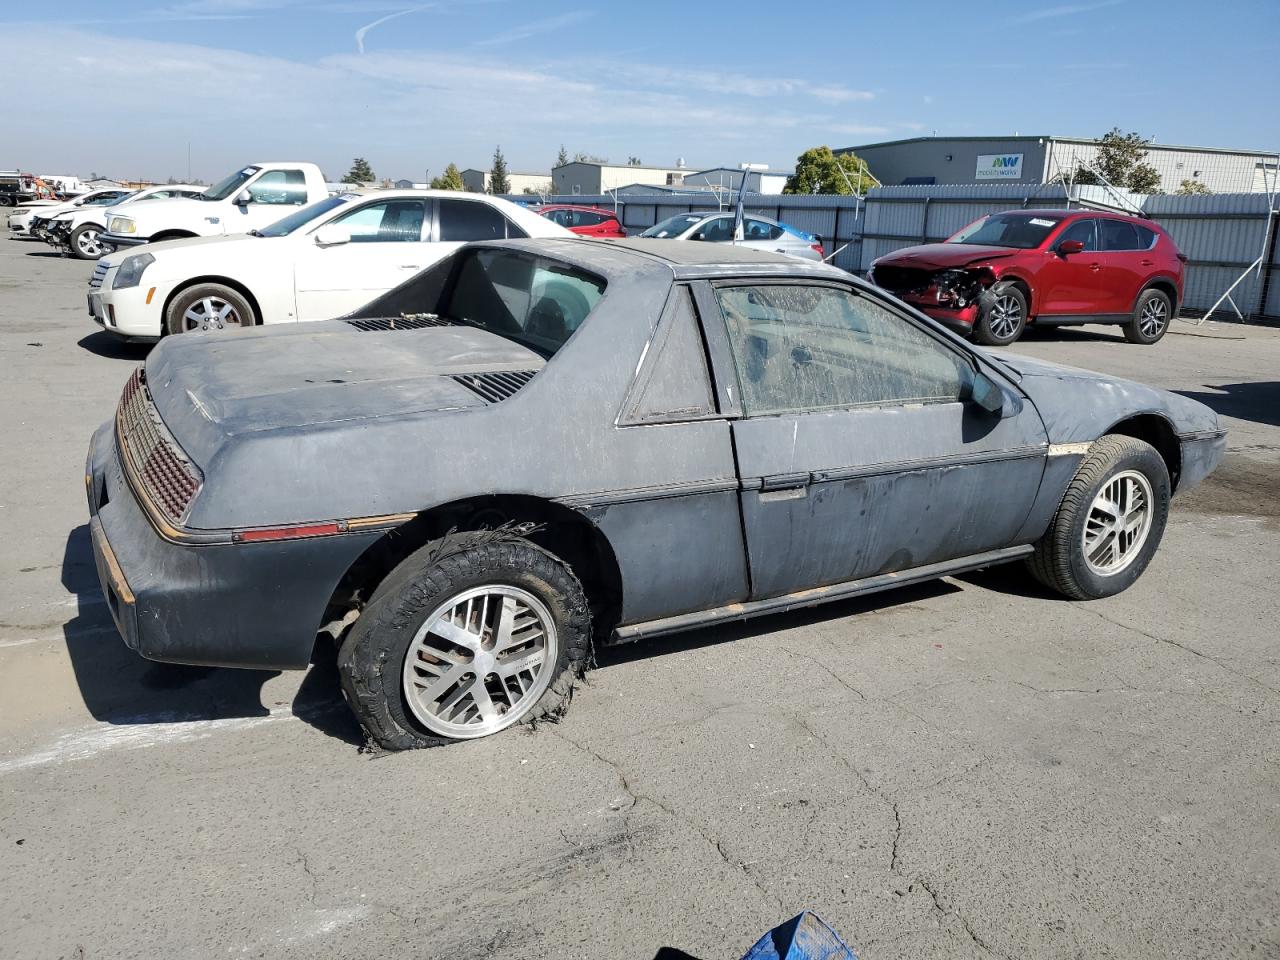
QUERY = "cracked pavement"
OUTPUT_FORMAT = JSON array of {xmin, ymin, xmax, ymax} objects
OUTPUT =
[{"xmin": 1, "ymin": 244, "xmax": 1277, "ymax": 959}]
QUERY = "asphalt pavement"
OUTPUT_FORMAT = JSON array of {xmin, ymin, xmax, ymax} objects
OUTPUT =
[{"xmin": 0, "ymin": 238, "xmax": 1276, "ymax": 960}]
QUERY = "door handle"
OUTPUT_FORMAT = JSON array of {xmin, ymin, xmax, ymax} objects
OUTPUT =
[
  {"xmin": 1140, "ymin": 259, "xmax": 1154, "ymax": 266},
  {"xmin": 760, "ymin": 472, "xmax": 810, "ymax": 492},
  {"xmin": 1089, "ymin": 262, "xmax": 1101, "ymax": 271}
]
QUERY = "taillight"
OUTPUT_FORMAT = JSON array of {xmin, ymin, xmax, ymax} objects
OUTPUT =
[
  {"xmin": 811, "ymin": 242, "xmax": 826, "ymax": 258},
  {"xmin": 1176, "ymin": 252, "xmax": 1188, "ymax": 263}
]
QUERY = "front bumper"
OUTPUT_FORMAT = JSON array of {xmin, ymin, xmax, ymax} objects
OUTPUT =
[
  {"xmin": 101, "ymin": 231, "xmax": 148, "ymax": 248},
  {"xmin": 1177, "ymin": 430, "xmax": 1228, "ymax": 494},
  {"xmin": 90, "ymin": 274, "xmax": 170, "ymax": 339},
  {"xmin": 86, "ymin": 421, "xmax": 384, "ymax": 669},
  {"xmin": 896, "ymin": 292, "xmax": 980, "ymax": 330}
]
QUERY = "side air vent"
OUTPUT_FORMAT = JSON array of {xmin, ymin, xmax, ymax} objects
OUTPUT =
[
  {"xmin": 451, "ymin": 370, "xmax": 537, "ymax": 403},
  {"xmin": 345, "ymin": 313, "xmax": 457, "ymax": 332}
]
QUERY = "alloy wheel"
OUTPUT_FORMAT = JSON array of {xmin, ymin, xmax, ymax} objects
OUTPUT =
[
  {"xmin": 988, "ymin": 295, "xmax": 1023, "ymax": 340},
  {"xmin": 1139, "ymin": 298, "xmax": 1168, "ymax": 338},
  {"xmin": 1082, "ymin": 470, "xmax": 1154, "ymax": 575},
  {"xmin": 180, "ymin": 296, "xmax": 245, "ymax": 332},
  {"xmin": 76, "ymin": 228, "xmax": 105, "ymax": 258},
  {"xmin": 401, "ymin": 585, "xmax": 557, "ymax": 739}
]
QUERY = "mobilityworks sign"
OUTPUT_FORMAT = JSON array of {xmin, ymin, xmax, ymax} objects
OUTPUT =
[{"xmin": 976, "ymin": 153, "xmax": 1024, "ymax": 180}]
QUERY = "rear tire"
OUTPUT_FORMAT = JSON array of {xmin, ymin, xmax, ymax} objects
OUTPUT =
[
  {"xmin": 973, "ymin": 282, "xmax": 1027, "ymax": 346},
  {"xmin": 164, "ymin": 283, "xmax": 256, "ymax": 335},
  {"xmin": 1124, "ymin": 289, "xmax": 1171, "ymax": 345},
  {"xmin": 1027, "ymin": 435, "xmax": 1170, "ymax": 600},
  {"xmin": 337, "ymin": 533, "xmax": 592, "ymax": 750}
]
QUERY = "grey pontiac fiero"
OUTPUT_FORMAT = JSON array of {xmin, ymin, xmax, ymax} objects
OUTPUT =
[{"xmin": 87, "ymin": 238, "xmax": 1226, "ymax": 748}]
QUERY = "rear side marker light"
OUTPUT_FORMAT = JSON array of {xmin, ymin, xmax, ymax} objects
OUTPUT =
[{"xmin": 234, "ymin": 521, "xmax": 344, "ymax": 543}]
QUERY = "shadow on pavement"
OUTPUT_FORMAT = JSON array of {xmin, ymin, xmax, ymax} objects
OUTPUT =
[
  {"xmin": 1177, "ymin": 381, "xmax": 1280, "ymax": 428},
  {"xmin": 78, "ymin": 331, "xmax": 151, "ymax": 360},
  {"xmin": 595, "ymin": 579, "xmax": 959, "ymax": 671},
  {"xmin": 24, "ymin": 249, "xmax": 68, "ymax": 259},
  {"xmin": 651, "ymin": 950, "xmax": 706, "ymax": 960},
  {"xmin": 1017, "ymin": 324, "xmax": 1127, "ymax": 343}
]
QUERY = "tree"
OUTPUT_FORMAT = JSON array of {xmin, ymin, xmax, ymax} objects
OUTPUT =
[
  {"xmin": 1065, "ymin": 129, "xmax": 1162, "ymax": 193},
  {"xmin": 556, "ymin": 145, "xmax": 569, "ymax": 167},
  {"xmin": 627, "ymin": 156, "xmax": 642, "ymax": 166},
  {"xmin": 429, "ymin": 163, "xmax": 465, "ymax": 191},
  {"xmin": 1176, "ymin": 177, "xmax": 1212, "ymax": 195},
  {"xmin": 573, "ymin": 151, "xmax": 608, "ymax": 164},
  {"xmin": 342, "ymin": 157, "xmax": 374, "ymax": 184},
  {"xmin": 490, "ymin": 146, "xmax": 510, "ymax": 195},
  {"xmin": 783, "ymin": 146, "xmax": 876, "ymax": 195}
]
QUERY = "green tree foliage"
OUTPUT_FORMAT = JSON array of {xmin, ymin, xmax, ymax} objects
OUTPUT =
[
  {"xmin": 783, "ymin": 146, "xmax": 876, "ymax": 195},
  {"xmin": 573, "ymin": 151, "xmax": 609, "ymax": 163},
  {"xmin": 557, "ymin": 145, "xmax": 569, "ymax": 167},
  {"xmin": 429, "ymin": 163, "xmax": 465, "ymax": 191},
  {"xmin": 1176, "ymin": 177, "xmax": 1212, "ymax": 195},
  {"xmin": 490, "ymin": 146, "xmax": 511, "ymax": 195},
  {"xmin": 627, "ymin": 156, "xmax": 642, "ymax": 166},
  {"xmin": 1066, "ymin": 129, "xmax": 1162, "ymax": 193},
  {"xmin": 342, "ymin": 157, "xmax": 375, "ymax": 184}
]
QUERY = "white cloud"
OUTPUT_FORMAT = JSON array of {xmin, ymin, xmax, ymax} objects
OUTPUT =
[{"xmin": 475, "ymin": 10, "xmax": 594, "ymax": 47}]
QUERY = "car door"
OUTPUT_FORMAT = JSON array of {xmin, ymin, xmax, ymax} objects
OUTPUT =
[
  {"xmin": 434, "ymin": 197, "xmax": 519, "ymax": 253},
  {"xmin": 737, "ymin": 217, "xmax": 788, "ymax": 255},
  {"xmin": 700, "ymin": 279, "xmax": 1049, "ymax": 598},
  {"xmin": 1094, "ymin": 218, "xmax": 1148, "ymax": 315},
  {"xmin": 1036, "ymin": 218, "xmax": 1100, "ymax": 315},
  {"xmin": 294, "ymin": 198, "xmax": 430, "ymax": 322}
]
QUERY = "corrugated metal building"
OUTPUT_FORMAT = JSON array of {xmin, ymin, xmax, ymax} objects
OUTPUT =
[
  {"xmin": 461, "ymin": 169, "xmax": 551, "ymax": 195},
  {"xmin": 839, "ymin": 135, "xmax": 1278, "ymax": 194}
]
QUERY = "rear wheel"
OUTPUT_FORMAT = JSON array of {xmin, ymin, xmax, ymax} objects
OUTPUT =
[
  {"xmin": 1124, "ymin": 289, "xmax": 1171, "ymax": 344},
  {"xmin": 70, "ymin": 224, "xmax": 107, "ymax": 260},
  {"xmin": 165, "ymin": 283, "xmax": 256, "ymax": 334},
  {"xmin": 973, "ymin": 282, "xmax": 1027, "ymax": 346},
  {"xmin": 337, "ymin": 534, "xmax": 592, "ymax": 750},
  {"xmin": 1027, "ymin": 435, "xmax": 1170, "ymax": 600}
]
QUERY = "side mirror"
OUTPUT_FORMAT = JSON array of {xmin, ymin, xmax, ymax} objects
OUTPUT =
[
  {"xmin": 234, "ymin": 189, "xmax": 253, "ymax": 206},
  {"xmin": 313, "ymin": 224, "xmax": 351, "ymax": 246},
  {"xmin": 1057, "ymin": 239, "xmax": 1085, "ymax": 255},
  {"xmin": 691, "ymin": 230, "xmax": 705, "ymax": 241},
  {"xmin": 965, "ymin": 370, "xmax": 1006, "ymax": 415}
]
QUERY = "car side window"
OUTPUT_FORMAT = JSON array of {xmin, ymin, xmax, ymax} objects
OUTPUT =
[
  {"xmin": 1057, "ymin": 219, "xmax": 1098, "ymax": 251},
  {"xmin": 438, "ymin": 199, "xmax": 510, "ymax": 241},
  {"xmin": 248, "ymin": 170, "xmax": 308, "ymax": 205},
  {"xmin": 744, "ymin": 218, "xmax": 783, "ymax": 241},
  {"xmin": 716, "ymin": 284, "xmax": 970, "ymax": 417},
  {"xmin": 331, "ymin": 199, "xmax": 427, "ymax": 242},
  {"xmin": 697, "ymin": 218, "xmax": 733, "ymax": 242},
  {"xmin": 1099, "ymin": 219, "xmax": 1141, "ymax": 252}
]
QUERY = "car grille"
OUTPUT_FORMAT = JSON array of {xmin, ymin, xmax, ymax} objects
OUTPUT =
[
  {"xmin": 346, "ymin": 314, "xmax": 458, "ymax": 332},
  {"xmin": 89, "ymin": 261, "xmax": 110, "ymax": 289},
  {"xmin": 451, "ymin": 370, "xmax": 536, "ymax": 403},
  {"xmin": 871, "ymin": 265, "xmax": 933, "ymax": 294},
  {"xmin": 116, "ymin": 368, "xmax": 202, "ymax": 525}
]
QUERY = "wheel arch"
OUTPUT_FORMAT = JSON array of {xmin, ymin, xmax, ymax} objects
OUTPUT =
[
  {"xmin": 994, "ymin": 271, "xmax": 1035, "ymax": 314},
  {"xmin": 149, "ymin": 230, "xmax": 198, "ymax": 243},
  {"xmin": 1134, "ymin": 275, "xmax": 1180, "ymax": 314},
  {"xmin": 1105, "ymin": 413, "xmax": 1181, "ymax": 491},
  {"xmin": 317, "ymin": 494, "xmax": 625, "ymax": 649},
  {"xmin": 160, "ymin": 275, "xmax": 264, "ymax": 332}
]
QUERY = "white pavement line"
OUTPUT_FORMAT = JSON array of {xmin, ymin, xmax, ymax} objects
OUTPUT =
[
  {"xmin": 0, "ymin": 625, "xmax": 118, "ymax": 648},
  {"xmin": 0, "ymin": 707, "xmax": 298, "ymax": 776}
]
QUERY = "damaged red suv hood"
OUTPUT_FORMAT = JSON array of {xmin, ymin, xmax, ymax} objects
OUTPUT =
[{"xmin": 875, "ymin": 243, "xmax": 1020, "ymax": 270}]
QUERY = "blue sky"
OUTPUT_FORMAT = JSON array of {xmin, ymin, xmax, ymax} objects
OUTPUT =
[{"xmin": 9, "ymin": 0, "xmax": 1279, "ymax": 183}]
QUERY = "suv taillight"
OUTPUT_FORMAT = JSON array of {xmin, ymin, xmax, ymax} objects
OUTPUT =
[{"xmin": 811, "ymin": 242, "xmax": 826, "ymax": 258}]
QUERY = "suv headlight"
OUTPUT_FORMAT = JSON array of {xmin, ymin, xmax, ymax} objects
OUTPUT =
[
  {"xmin": 109, "ymin": 216, "xmax": 136, "ymax": 234},
  {"xmin": 112, "ymin": 253, "xmax": 154, "ymax": 289}
]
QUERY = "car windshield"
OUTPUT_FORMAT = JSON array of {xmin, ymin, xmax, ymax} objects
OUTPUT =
[
  {"xmin": 442, "ymin": 248, "xmax": 606, "ymax": 358},
  {"xmin": 84, "ymin": 192, "xmax": 132, "ymax": 206},
  {"xmin": 200, "ymin": 166, "xmax": 260, "ymax": 201},
  {"xmin": 641, "ymin": 214, "xmax": 704, "ymax": 238},
  {"xmin": 256, "ymin": 195, "xmax": 354, "ymax": 237},
  {"xmin": 948, "ymin": 213, "xmax": 1063, "ymax": 249}
]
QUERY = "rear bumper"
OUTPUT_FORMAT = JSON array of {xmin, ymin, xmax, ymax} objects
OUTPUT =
[{"xmin": 86, "ymin": 422, "xmax": 383, "ymax": 670}]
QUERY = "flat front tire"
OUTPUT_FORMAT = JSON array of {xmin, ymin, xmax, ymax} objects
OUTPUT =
[
  {"xmin": 337, "ymin": 533, "xmax": 592, "ymax": 750},
  {"xmin": 973, "ymin": 282, "xmax": 1027, "ymax": 346},
  {"xmin": 165, "ymin": 283, "xmax": 256, "ymax": 335},
  {"xmin": 1027, "ymin": 435, "xmax": 1170, "ymax": 600}
]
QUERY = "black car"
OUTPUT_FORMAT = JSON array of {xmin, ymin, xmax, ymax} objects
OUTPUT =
[{"xmin": 87, "ymin": 238, "xmax": 1225, "ymax": 748}]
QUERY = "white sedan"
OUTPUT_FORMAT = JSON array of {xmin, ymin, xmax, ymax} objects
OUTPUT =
[{"xmin": 89, "ymin": 191, "xmax": 570, "ymax": 339}]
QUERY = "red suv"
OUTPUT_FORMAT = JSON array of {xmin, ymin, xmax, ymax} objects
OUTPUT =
[
  {"xmin": 537, "ymin": 204, "xmax": 626, "ymax": 238},
  {"xmin": 869, "ymin": 210, "xmax": 1185, "ymax": 346}
]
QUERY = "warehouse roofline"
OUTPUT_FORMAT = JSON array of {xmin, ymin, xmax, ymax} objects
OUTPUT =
[{"xmin": 839, "ymin": 134, "xmax": 1278, "ymax": 157}]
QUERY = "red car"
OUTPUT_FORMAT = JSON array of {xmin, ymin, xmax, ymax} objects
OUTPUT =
[
  {"xmin": 869, "ymin": 209, "xmax": 1185, "ymax": 346},
  {"xmin": 537, "ymin": 204, "xmax": 626, "ymax": 238}
]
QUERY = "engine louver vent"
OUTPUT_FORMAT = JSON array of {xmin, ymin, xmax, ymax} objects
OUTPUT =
[
  {"xmin": 346, "ymin": 314, "xmax": 457, "ymax": 332},
  {"xmin": 451, "ymin": 370, "xmax": 537, "ymax": 403}
]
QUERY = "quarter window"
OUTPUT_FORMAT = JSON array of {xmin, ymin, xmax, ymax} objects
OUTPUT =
[
  {"xmin": 716, "ymin": 284, "xmax": 970, "ymax": 417},
  {"xmin": 744, "ymin": 218, "xmax": 784, "ymax": 241},
  {"xmin": 438, "ymin": 199, "xmax": 512, "ymax": 241},
  {"xmin": 1099, "ymin": 219, "xmax": 1141, "ymax": 251},
  {"xmin": 248, "ymin": 170, "xmax": 308, "ymax": 205},
  {"xmin": 331, "ymin": 199, "xmax": 427, "ymax": 242}
]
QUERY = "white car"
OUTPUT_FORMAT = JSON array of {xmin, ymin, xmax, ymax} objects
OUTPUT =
[
  {"xmin": 89, "ymin": 190, "xmax": 571, "ymax": 339},
  {"xmin": 638, "ymin": 212, "xmax": 826, "ymax": 261},
  {"xmin": 41, "ymin": 184, "xmax": 206, "ymax": 259},
  {"xmin": 8, "ymin": 188, "xmax": 133, "ymax": 241}
]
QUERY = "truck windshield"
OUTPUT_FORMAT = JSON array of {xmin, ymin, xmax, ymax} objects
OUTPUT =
[
  {"xmin": 256, "ymin": 195, "xmax": 354, "ymax": 237},
  {"xmin": 443, "ymin": 248, "xmax": 606, "ymax": 358},
  {"xmin": 200, "ymin": 166, "xmax": 260, "ymax": 201},
  {"xmin": 948, "ymin": 213, "xmax": 1062, "ymax": 249}
]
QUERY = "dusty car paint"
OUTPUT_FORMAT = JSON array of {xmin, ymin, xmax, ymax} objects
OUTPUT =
[{"xmin": 87, "ymin": 238, "xmax": 1225, "ymax": 671}]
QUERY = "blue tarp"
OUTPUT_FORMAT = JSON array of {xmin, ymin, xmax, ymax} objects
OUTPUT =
[{"xmin": 739, "ymin": 912, "xmax": 858, "ymax": 960}]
